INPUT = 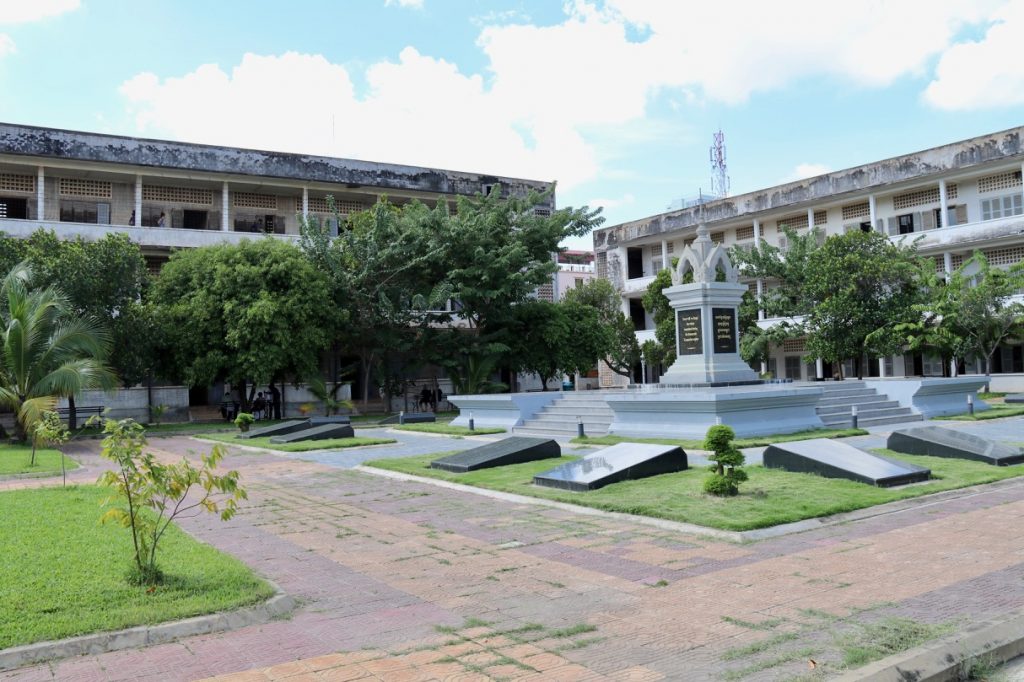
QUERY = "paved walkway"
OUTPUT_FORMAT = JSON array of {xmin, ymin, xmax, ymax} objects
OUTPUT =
[{"xmin": 4, "ymin": 418, "xmax": 1024, "ymax": 681}]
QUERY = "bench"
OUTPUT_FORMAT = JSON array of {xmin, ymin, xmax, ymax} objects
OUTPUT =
[{"xmin": 56, "ymin": 406, "xmax": 105, "ymax": 421}]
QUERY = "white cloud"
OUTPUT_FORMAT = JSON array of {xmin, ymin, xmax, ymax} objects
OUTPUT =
[
  {"xmin": 587, "ymin": 193, "xmax": 635, "ymax": 212},
  {"xmin": 0, "ymin": 34, "xmax": 14, "ymax": 56},
  {"xmin": 924, "ymin": 0, "xmax": 1024, "ymax": 110},
  {"xmin": 384, "ymin": 0, "xmax": 423, "ymax": 8},
  {"xmin": 788, "ymin": 163, "xmax": 832, "ymax": 182},
  {"xmin": 117, "ymin": 1, "xmax": 1015, "ymax": 195},
  {"xmin": 0, "ymin": 0, "xmax": 79, "ymax": 24}
]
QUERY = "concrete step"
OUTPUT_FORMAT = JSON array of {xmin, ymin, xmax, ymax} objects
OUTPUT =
[
  {"xmin": 512, "ymin": 425, "xmax": 599, "ymax": 438},
  {"xmin": 820, "ymin": 407, "xmax": 917, "ymax": 426},
  {"xmin": 816, "ymin": 400, "xmax": 900, "ymax": 416},
  {"xmin": 816, "ymin": 389, "xmax": 878, "ymax": 401},
  {"xmin": 540, "ymin": 407, "xmax": 615, "ymax": 418},
  {"xmin": 852, "ymin": 413, "xmax": 924, "ymax": 427}
]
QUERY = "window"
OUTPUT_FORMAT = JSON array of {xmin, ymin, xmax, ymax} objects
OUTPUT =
[
  {"xmin": 234, "ymin": 213, "xmax": 285, "ymax": 234},
  {"xmin": 60, "ymin": 199, "xmax": 109, "ymax": 224},
  {"xmin": 574, "ymin": 277, "xmax": 584, "ymax": 288},
  {"xmin": 0, "ymin": 197, "xmax": 28, "ymax": 219},
  {"xmin": 898, "ymin": 214, "xmax": 914, "ymax": 234},
  {"xmin": 767, "ymin": 358, "xmax": 777, "ymax": 378},
  {"xmin": 980, "ymin": 193, "xmax": 1024, "ymax": 221},
  {"xmin": 784, "ymin": 356, "xmax": 802, "ymax": 380}
]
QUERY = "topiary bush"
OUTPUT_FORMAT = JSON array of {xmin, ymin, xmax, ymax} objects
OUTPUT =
[
  {"xmin": 234, "ymin": 412, "xmax": 255, "ymax": 432},
  {"xmin": 702, "ymin": 424, "xmax": 747, "ymax": 496}
]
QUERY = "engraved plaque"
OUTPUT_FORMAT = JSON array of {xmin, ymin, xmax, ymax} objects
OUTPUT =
[
  {"xmin": 677, "ymin": 309, "xmax": 702, "ymax": 356},
  {"xmin": 712, "ymin": 308, "xmax": 736, "ymax": 354}
]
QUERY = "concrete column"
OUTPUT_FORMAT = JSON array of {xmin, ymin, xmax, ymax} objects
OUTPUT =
[
  {"xmin": 938, "ymin": 179, "xmax": 948, "ymax": 229},
  {"xmin": 36, "ymin": 166, "xmax": 44, "ymax": 220},
  {"xmin": 302, "ymin": 187, "xmax": 309, "ymax": 219},
  {"xmin": 816, "ymin": 358, "xmax": 824, "ymax": 380},
  {"xmin": 869, "ymin": 194, "xmax": 877, "ymax": 231},
  {"xmin": 134, "ymin": 175, "xmax": 142, "ymax": 227},
  {"xmin": 807, "ymin": 208, "xmax": 814, "ymax": 232},
  {"xmin": 879, "ymin": 357, "xmax": 887, "ymax": 378},
  {"xmin": 660, "ymin": 239, "xmax": 668, "ymax": 270},
  {"xmin": 753, "ymin": 219, "xmax": 765, "ymax": 321},
  {"xmin": 943, "ymin": 251, "xmax": 953, "ymax": 280},
  {"xmin": 950, "ymin": 358, "xmax": 958, "ymax": 377},
  {"xmin": 221, "ymin": 182, "xmax": 230, "ymax": 231},
  {"xmin": 760, "ymin": 360, "xmax": 767, "ymax": 375}
]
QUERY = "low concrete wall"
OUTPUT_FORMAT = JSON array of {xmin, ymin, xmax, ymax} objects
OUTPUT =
[
  {"xmin": 224, "ymin": 383, "xmax": 353, "ymax": 419},
  {"xmin": 864, "ymin": 376, "xmax": 990, "ymax": 418},
  {"xmin": 55, "ymin": 387, "xmax": 190, "ymax": 423},
  {"xmin": 448, "ymin": 392, "xmax": 562, "ymax": 428},
  {"xmin": 606, "ymin": 385, "xmax": 824, "ymax": 439},
  {"xmin": 989, "ymin": 373, "xmax": 1024, "ymax": 393}
]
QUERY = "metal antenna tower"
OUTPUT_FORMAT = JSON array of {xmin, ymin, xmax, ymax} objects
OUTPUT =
[{"xmin": 709, "ymin": 129, "xmax": 729, "ymax": 198}]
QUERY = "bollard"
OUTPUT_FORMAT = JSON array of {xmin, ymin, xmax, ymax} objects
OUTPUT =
[
  {"xmin": 967, "ymin": 394, "xmax": 974, "ymax": 416},
  {"xmin": 399, "ymin": 410, "xmax": 405, "ymax": 425},
  {"xmin": 851, "ymin": 405, "xmax": 858, "ymax": 429},
  {"xmin": 577, "ymin": 415, "xmax": 585, "ymax": 438},
  {"xmin": 468, "ymin": 411, "xmax": 475, "ymax": 432}
]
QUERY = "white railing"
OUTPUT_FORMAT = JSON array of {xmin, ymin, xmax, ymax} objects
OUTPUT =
[{"xmin": 0, "ymin": 218, "xmax": 300, "ymax": 248}]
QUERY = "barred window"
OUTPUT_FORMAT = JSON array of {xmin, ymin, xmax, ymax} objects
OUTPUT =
[
  {"xmin": 983, "ymin": 245, "xmax": 1024, "ymax": 267},
  {"xmin": 0, "ymin": 173, "xmax": 35, "ymax": 193},
  {"xmin": 735, "ymin": 225, "xmax": 755, "ymax": 241},
  {"xmin": 776, "ymin": 213, "xmax": 808, "ymax": 231},
  {"xmin": 783, "ymin": 338, "xmax": 806, "ymax": 352},
  {"xmin": 892, "ymin": 184, "xmax": 957, "ymax": 210},
  {"xmin": 234, "ymin": 192, "xmax": 278, "ymax": 210},
  {"xmin": 297, "ymin": 196, "xmax": 367, "ymax": 215},
  {"xmin": 813, "ymin": 210, "xmax": 827, "ymax": 226},
  {"xmin": 59, "ymin": 178, "xmax": 111, "ymax": 199},
  {"xmin": 977, "ymin": 170, "xmax": 1022, "ymax": 193},
  {"xmin": 841, "ymin": 201, "xmax": 870, "ymax": 220},
  {"xmin": 595, "ymin": 251, "xmax": 608, "ymax": 279},
  {"xmin": 142, "ymin": 185, "xmax": 213, "ymax": 205}
]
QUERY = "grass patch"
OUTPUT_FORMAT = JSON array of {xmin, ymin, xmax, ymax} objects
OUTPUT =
[
  {"xmin": 839, "ymin": 617, "xmax": 953, "ymax": 669},
  {"xmin": 201, "ymin": 432, "xmax": 396, "ymax": 452},
  {"xmin": 571, "ymin": 427, "xmax": 867, "ymax": 450},
  {"xmin": 934, "ymin": 405, "xmax": 1024, "ymax": 421},
  {"xmin": 0, "ymin": 444, "xmax": 78, "ymax": 477},
  {"xmin": 721, "ymin": 615, "xmax": 785, "ymax": 631},
  {"xmin": 364, "ymin": 448, "xmax": 1024, "ymax": 531},
  {"xmin": 392, "ymin": 423, "xmax": 505, "ymax": 436},
  {"xmin": 979, "ymin": 392, "xmax": 1007, "ymax": 400},
  {"xmin": 0, "ymin": 485, "xmax": 273, "ymax": 649}
]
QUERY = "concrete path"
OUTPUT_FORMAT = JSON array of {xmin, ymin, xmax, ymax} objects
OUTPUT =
[{"xmin": 3, "ymin": 416, "xmax": 1024, "ymax": 681}]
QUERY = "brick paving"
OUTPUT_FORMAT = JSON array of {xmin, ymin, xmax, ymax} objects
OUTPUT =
[{"xmin": 3, "ymin": 418, "xmax": 1024, "ymax": 680}]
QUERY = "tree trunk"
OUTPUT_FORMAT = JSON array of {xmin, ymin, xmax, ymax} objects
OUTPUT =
[
  {"xmin": 236, "ymin": 378, "xmax": 248, "ymax": 412},
  {"xmin": 68, "ymin": 395, "xmax": 77, "ymax": 431}
]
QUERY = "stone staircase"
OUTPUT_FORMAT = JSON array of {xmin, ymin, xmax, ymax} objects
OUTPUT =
[
  {"xmin": 510, "ymin": 381, "xmax": 922, "ymax": 439},
  {"xmin": 512, "ymin": 392, "xmax": 617, "ymax": 438},
  {"xmin": 813, "ymin": 381, "xmax": 922, "ymax": 428}
]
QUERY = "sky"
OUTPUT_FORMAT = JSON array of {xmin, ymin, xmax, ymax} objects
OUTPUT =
[{"xmin": 1, "ymin": 0, "xmax": 1023, "ymax": 249}]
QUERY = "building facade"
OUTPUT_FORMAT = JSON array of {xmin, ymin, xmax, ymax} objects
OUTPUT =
[
  {"xmin": 0, "ymin": 122, "xmax": 554, "ymax": 270},
  {"xmin": 593, "ymin": 126, "xmax": 1024, "ymax": 390}
]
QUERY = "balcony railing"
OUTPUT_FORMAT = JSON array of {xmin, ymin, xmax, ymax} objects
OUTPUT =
[
  {"xmin": 0, "ymin": 217, "xmax": 300, "ymax": 249},
  {"xmin": 887, "ymin": 213, "xmax": 1024, "ymax": 253}
]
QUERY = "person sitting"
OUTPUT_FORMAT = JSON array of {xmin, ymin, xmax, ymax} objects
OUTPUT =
[
  {"xmin": 252, "ymin": 392, "xmax": 267, "ymax": 420},
  {"xmin": 419, "ymin": 386, "xmax": 431, "ymax": 412}
]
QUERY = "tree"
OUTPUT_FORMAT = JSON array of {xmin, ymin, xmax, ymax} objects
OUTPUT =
[
  {"xmin": 912, "ymin": 252, "xmax": 1024, "ymax": 374},
  {"xmin": 641, "ymin": 268, "xmax": 676, "ymax": 369},
  {"xmin": 150, "ymin": 239, "xmax": 333, "ymax": 409},
  {"xmin": 730, "ymin": 227, "xmax": 824, "ymax": 318},
  {"xmin": 434, "ymin": 187, "xmax": 602, "ymax": 333},
  {"xmin": 802, "ymin": 232, "xmax": 921, "ymax": 379},
  {"xmin": 33, "ymin": 410, "xmax": 70, "ymax": 485},
  {"xmin": 702, "ymin": 425, "xmax": 747, "ymax": 496},
  {"xmin": 506, "ymin": 300, "xmax": 570, "ymax": 390},
  {"xmin": 0, "ymin": 263, "xmax": 116, "ymax": 441},
  {"xmin": 98, "ymin": 418, "xmax": 246, "ymax": 585},
  {"xmin": 300, "ymin": 199, "xmax": 439, "ymax": 407},
  {"xmin": 562, "ymin": 279, "xmax": 638, "ymax": 379}
]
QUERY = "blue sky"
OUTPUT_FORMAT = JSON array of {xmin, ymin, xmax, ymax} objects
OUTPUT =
[{"xmin": 2, "ymin": 0, "xmax": 1023, "ymax": 248}]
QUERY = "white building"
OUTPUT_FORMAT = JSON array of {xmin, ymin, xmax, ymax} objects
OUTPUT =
[{"xmin": 593, "ymin": 126, "xmax": 1024, "ymax": 391}]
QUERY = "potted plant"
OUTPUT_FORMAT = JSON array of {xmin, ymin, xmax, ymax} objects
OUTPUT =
[{"xmin": 234, "ymin": 412, "xmax": 255, "ymax": 433}]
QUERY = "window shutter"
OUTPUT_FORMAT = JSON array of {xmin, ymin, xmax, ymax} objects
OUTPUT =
[
  {"xmin": 208, "ymin": 211, "xmax": 220, "ymax": 230},
  {"xmin": 171, "ymin": 208, "xmax": 184, "ymax": 229},
  {"xmin": 955, "ymin": 204, "xmax": 968, "ymax": 224},
  {"xmin": 778, "ymin": 234, "xmax": 789, "ymax": 252},
  {"xmin": 887, "ymin": 217, "xmax": 898, "ymax": 235},
  {"xmin": 920, "ymin": 210, "xmax": 935, "ymax": 230},
  {"xmin": 843, "ymin": 223, "xmax": 856, "ymax": 234},
  {"xmin": 97, "ymin": 203, "xmax": 111, "ymax": 225},
  {"xmin": 875, "ymin": 218, "xmax": 884, "ymax": 233},
  {"xmin": 913, "ymin": 212, "xmax": 923, "ymax": 232},
  {"xmin": 815, "ymin": 230, "xmax": 826, "ymax": 246},
  {"xmin": 25, "ymin": 202, "xmax": 36, "ymax": 221}
]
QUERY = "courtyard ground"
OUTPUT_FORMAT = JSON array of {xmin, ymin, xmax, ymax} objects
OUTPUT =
[{"xmin": 3, "ymin": 417, "xmax": 1024, "ymax": 681}]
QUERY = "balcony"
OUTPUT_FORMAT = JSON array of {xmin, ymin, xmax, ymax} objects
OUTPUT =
[
  {"xmin": 622, "ymin": 273, "xmax": 657, "ymax": 294},
  {"xmin": 887, "ymin": 214, "xmax": 1024, "ymax": 253},
  {"xmin": 634, "ymin": 328, "xmax": 657, "ymax": 345},
  {"xmin": 0, "ymin": 218, "xmax": 300, "ymax": 249}
]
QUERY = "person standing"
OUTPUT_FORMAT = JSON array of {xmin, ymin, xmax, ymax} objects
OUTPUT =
[{"xmin": 269, "ymin": 382, "xmax": 282, "ymax": 420}]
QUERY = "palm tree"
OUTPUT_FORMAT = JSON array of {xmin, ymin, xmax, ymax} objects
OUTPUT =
[{"xmin": 0, "ymin": 263, "xmax": 116, "ymax": 442}]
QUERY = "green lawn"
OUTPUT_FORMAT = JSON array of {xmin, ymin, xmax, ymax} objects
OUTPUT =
[
  {"xmin": 365, "ymin": 448, "xmax": 1024, "ymax": 532},
  {"xmin": 0, "ymin": 445, "xmax": 78, "ymax": 477},
  {"xmin": 0, "ymin": 485, "xmax": 273, "ymax": 649},
  {"xmin": 572, "ymin": 427, "xmax": 867, "ymax": 451},
  {"xmin": 202, "ymin": 432, "xmax": 396, "ymax": 452},
  {"xmin": 392, "ymin": 423, "xmax": 505, "ymax": 436},
  {"xmin": 935, "ymin": 405, "xmax": 1024, "ymax": 421}
]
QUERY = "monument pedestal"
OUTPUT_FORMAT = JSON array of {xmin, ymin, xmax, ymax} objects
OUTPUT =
[{"xmin": 661, "ymin": 280, "xmax": 760, "ymax": 384}]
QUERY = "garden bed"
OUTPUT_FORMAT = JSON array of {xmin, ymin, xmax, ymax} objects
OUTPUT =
[
  {"xmin": 202, "ymin": 432, "xmax": 396, "ymax": 452},
  {"xmin": 0, "ymin": 485, "xmax": 272, "ymax": 650},
  {"xmin": 0, "ymin": 445, "xmax": 77, "ymax": 477},
  {"xmin": 391, "ymin": 423, "xmax": 505, "ymax": 436},
  {"xmin": 935, "ymin": 405, "xmax": 1024, "ymax": 421},
  {"xmin": 364, "ymin": 449, "xmax": 1024, "ymax": 532},
  {"xmin": 572, "ymin": 427, "xmax": 867, "ymax": 451}
]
